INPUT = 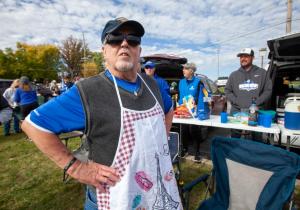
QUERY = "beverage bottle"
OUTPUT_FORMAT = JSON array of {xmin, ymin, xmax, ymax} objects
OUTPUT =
[
  {"xmin": 172, "ymin": 94, "xmax": 178, "ymax": 110},
  {"xmin": 248, "ymin": 97, "xmax": 258, "ymax": 126}
]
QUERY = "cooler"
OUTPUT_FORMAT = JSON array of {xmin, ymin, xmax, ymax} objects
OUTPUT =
[{"xmin": 284, "ymin": 96, "xmax": 300, "ymax": 130}]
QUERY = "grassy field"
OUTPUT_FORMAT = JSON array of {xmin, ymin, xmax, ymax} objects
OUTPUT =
[
  {"xmin": 0, "ymin": 131, "xmax": 212, "ymax": 210},
  {"xmin": 0, "ymin": 130, "xmax": 299, "ymax": 210},
  {"xmin": 0, "ymin": 132, "xmax": 84, "ymax": 210}
]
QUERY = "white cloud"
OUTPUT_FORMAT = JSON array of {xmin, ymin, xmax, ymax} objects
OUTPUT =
[{"xmin": 0, "ymin": 0, "xmax": 299, "ymax": 79}]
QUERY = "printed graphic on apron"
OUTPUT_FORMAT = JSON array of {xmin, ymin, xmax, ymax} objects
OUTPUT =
[
  {"xmin": 153, "ymin": 153, "xmax": 179, "ymax": 210},
  {"xmin": 135, "ymin": 171, "xmax": 154, "ymax": 191},
  {"xmin": 162, "ymin": 144, "xmax": 170, "ymax": 156},
  {"xmin": 132, "ymin": 194, "xmax": 142, "ymax": 209},
  {"xmin": 164, "ymin": 170, "xmax": 174, "ymax": 182}
]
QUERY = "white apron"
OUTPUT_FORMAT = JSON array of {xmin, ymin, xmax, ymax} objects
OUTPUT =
[{"xmin": 96, "ymin": 74, "xmax": 182, "ymax": 210}]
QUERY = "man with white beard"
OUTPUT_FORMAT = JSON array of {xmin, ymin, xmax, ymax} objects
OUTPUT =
[{"xmin": 22, "ymin": 17, "xmax": 182, "ymax": 210}]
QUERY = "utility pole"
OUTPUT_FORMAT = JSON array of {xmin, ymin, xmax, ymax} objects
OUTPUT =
[
  {"xmin": 286, "ymin": 0, "xmax": 292, "ymax": 33},
  {"xmin": 82, "ymin": 32, "xmax": 86, "ymax": 76},
  {"xmin": 259, "ymin": 48, "xmax": 267, "ymax": 69},
  {"xmin": 217, "ymin": 48, "xmax": 220, "ymax": 78}
]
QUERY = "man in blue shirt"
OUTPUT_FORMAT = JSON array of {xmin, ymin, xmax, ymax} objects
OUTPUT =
[
  {"xmin": 60, "ymin": 72, "xmax": 74, "ymax": 94},
  {"xmin": 178, "ymin": 63, "xmax": 202, "ymax": 162},
  {"xmin": 144, "ymin": 61, "xmax": 173, "ymax": 133},
  {"xmin": 14, "ymin": 76, "xmax": 38, "ymax": 119}
]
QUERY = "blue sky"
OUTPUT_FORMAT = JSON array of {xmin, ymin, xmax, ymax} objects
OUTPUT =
[{"xmin": 0, "ymin": 0, "xmax": 299, "ymax": 80}]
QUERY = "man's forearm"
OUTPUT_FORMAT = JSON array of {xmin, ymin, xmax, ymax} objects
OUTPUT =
[
  {"xmin": 165, "ymin": 108, "xmax": 174, "ymax": 136},
  {"xmin": 257, "ymin": 89, "xmax": 272, "ymax": 106},
  {"xmin": 21, "ymin": 120, "xmax": 74, "ymax": 169},
  {"xmin": 21, "ymin": 120, "xmax": 120, "ymax": 191},
  {"xmin": 225, "ymin": 87, "xmax": 236, "ymax": 105},
  {"xmin": 225, "ymin": 92, "xmax": 237, "ymax": 105},
  {"xmin": 257, "ymin": 79, "xmax": 272, "ymax": 106}
]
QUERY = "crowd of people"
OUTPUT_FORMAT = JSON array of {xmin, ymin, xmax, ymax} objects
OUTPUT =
[
  {"xmin": 1, "ymin": 17, "xmax": 273, "ymax": 209},
  {"xmin": 0, "ymin": 73, "xmax": 76, "ymax": 136}
]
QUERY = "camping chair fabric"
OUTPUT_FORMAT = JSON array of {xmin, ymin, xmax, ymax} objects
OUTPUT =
[
  {"xmin": 169, "ymin": 132, "xmax": 180, "ymax": 163},
  {"xmin": 168, "ymin": 131, "xmax": 184, "ymax": 200},
  {"xmin": 168, "ymin": 132, "xmax": 181, "ymax": 181},
  {"xmin": 199, "ymin": 137, "xmax": 300, "ymax": 210}
]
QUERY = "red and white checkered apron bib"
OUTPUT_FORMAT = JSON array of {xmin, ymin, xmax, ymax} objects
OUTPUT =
[{"xmin": 96, "ymin": 73, "xmax": 182, "ymax": 210}]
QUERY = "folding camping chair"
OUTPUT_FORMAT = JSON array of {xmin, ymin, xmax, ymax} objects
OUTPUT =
[
  {"xmin": 169, "ymin": 132, "xmax": 180, "ymax": 168},
  {"xmin": 168, "ymin": 132, "xmax": 184, "ymax": 196},
  {"xmin": 183, "ymin": 136, "xmax": 300, "ymax": 210}
]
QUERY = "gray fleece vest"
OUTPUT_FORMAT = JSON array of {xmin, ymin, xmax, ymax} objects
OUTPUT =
[{"xmin": 76, "ymin": 72, "xmax": 163, "ymax": 166}]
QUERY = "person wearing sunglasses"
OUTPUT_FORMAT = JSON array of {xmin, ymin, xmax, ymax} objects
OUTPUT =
[
  {"xmin": 144, "ymin": 61, "xmax": 173, "ymax": 135},
  {"xmin": 21, "ymin": 17, "xmax": 182, "ymax": 210}
]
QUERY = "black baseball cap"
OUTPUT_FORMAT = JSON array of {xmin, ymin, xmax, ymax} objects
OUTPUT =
[{"xmin": 101, "ymin": 17, "xmax": 145, "ymax": 43}]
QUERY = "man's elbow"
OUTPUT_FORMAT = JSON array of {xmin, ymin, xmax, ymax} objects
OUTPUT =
[
  {"xmin": 166, "ymin": 108, "xmax": 174, "ymax": 119},
  {"xmin": 21, "ymin": 120, "xmax": 31, "ymax": 134}
]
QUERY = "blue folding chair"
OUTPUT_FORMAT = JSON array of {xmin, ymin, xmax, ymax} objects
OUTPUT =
[
  {"xmin": 169, "ymin": 132, "xmax": 180, "ymax": 163},
  {"xmin": 184, "ymin": 136, "xmax": 300, "ymax": 210},
  {"xmin": 168, "ymin": 132, "xmax": 182, "ymax": 181}
]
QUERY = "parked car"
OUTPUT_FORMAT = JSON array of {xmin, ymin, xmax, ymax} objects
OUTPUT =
[
  {"xmin": 215, "ymin": 76, "xmax": 228, "ymax": 87},
  {"xmin": 267, "ymin": 32, "xmax": 300, "ymax": 147},
  {"xmin": 141, "ymin": 54, "xmax": 227, "ymax": 115},
  {"xmin": 0, "ymin": 79, "xmax": 13, "ymax": 96},
  {"xmin": 214, "ymin": 76, "xmax": 228, "ymax": 95},
  {"xmin": 267, "ymin": 32, "xmax": 300, "ymax": 110}
]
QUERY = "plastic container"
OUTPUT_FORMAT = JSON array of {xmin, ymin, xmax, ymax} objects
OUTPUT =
[
  {"xmin": 257, "ymin": 114, "xmax": 263, "ymax": 126},
  {"xmin": 284, "ymin": 97, "xmax": 300, "ymax": 130},
  {"xmin": 257, "ymin": 110, "xmax": 276, "ymax": 127},
  {"xmin": 262, "ymin": 114, "xmax": 272, "ymax": 128},
  {"xmin": 258, "ymin": 110, "xmax": 276, "ymax": 122},
  {"xmin": 220, "ymin": 112, "xmax": 228, "ymax": 123}
]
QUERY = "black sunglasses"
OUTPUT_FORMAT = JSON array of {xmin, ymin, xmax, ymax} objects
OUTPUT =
[{"xmin": 104, "ymin": 34, "xmax": 141, "ymax": 46}]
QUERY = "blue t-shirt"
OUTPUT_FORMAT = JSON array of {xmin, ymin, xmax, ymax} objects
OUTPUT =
[
  {"xmin": 14, "ymin": 88, "xmax": 37, "ymax": 105},
  {"xmin": 178, "ymin": 76, "xmax": 200, "ymax": 105},
  {"xmin": 105, "ymin": 70, "xmax": 141, "ymax": 93},
  {"xmin": 153, "ymin": 74, "xmax": 172, "ymax": 113},
  {"xmin": 28, "ymin": 71, "xmax": 169, "ymax": 134},
  {"xmin": 60, "ymin": 81, "xmax": 74, "ymax": 94}
]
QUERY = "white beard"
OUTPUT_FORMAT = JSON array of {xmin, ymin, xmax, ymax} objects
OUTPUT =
[{"xmin": 115, "ymin": 60, "xmax": 134, "ymax": 72}]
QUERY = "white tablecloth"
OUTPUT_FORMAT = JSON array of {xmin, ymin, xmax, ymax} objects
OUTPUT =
[{"xmin": 173, "ymin": 115, "xmax": 280, "ymax": 134}]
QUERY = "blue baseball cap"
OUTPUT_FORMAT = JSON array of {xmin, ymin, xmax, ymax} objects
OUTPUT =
[
  {"xmin": 101, "ymin": 17, "xmax": 145, "ymax": 43},
  {"xmin": 144, "ymin": 61, "xmax": 155, "ymax": 69},
  {"xmin": 20, "ymin": 76, "xmax": 29, "ymax": 85}
]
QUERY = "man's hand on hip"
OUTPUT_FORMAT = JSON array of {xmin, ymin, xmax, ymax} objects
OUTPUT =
[{"xmin": 69, "ymin": 161, "xmax": 120, "ymax": 192}]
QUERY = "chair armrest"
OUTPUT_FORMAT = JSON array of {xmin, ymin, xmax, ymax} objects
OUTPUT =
[{"xmin": 182, "ymin": 173, "xmax": 210, "ymax": 193}]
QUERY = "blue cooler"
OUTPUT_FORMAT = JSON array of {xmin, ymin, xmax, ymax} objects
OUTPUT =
[{"xmin": 284, "ymin": 97, "xmax": 300, "ymax": 130}]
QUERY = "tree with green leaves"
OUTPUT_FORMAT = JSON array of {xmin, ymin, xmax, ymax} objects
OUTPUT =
[{"xmin": 0, "ymin": 43, "xmax": 61, "ymax": 81}]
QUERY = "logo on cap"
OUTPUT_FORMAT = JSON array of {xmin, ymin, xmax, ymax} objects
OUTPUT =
[
  {"xmin": 237, "ymin": 48, "xmax": 254, "ymax": 57},
  {"xmin": 116, "ymin": 17, "xmax": 128, "ymax": 23}
]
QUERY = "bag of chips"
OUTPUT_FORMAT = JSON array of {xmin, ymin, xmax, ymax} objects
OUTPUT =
[{"xmin": 197, "ymin": 83, "xmax": 211, "ymax": 120}]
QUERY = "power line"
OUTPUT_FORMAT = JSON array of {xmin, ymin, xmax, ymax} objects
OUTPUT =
[
  {"xmin": 212, "ymin": 18, "xmax": 300, "ymax": 47},
  {"xmin": 212, "ymin": 2, "xmax": 284, "ymax": 34}
]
